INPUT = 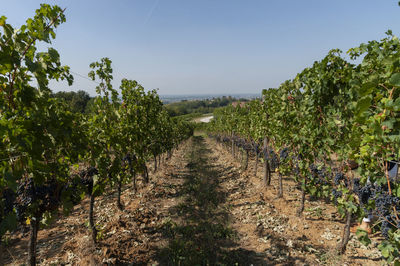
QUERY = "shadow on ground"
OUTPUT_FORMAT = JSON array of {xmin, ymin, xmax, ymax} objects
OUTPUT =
[{"xmin": 153, "ymin": 136, "xmax": 302, "ymax": 265}]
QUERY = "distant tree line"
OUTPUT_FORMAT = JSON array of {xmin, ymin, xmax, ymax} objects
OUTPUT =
[
  {"xmin": 51, "ymin": 90, "xmax": 95, "ymax": 113},
  {"xmin": 51, "ymin": 91, "xmax": 253, "ymax": 116},
  {"xmin": 164, "ymin": 96, "xmax": 250, "ymax": 116}
]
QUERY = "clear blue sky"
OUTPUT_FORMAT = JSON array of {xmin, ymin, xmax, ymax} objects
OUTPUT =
[{"xmin": 2, "ymin": 0, "xmax": 400, "ymax": 96}]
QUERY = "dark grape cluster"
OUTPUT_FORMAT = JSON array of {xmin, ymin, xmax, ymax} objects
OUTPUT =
[
  {"xmin": 352, "ymin": 178, "xmax": 360, "ymax": 191},
  {"xmin": 379, "ymin": 214, "xmax": 399, "ymax": 239},
  {"xmin": 331, "ymin": 188, "xmax": 342, "ymax": 204},
  {"xmin": 12, "ymin": 168, "xmax": 101, "ymax": 225},
  {"xmin": 263, "ymin": 148, "xmax": 279, "ymax": 171},
  {"xmin": 234, "ymin": 137, "xmax": 246, "ymax": 149},
  {"xmin": 1, "ymin": 188, "xmax": 16, "ymax": 226},
  {"xmin": 349, "ymin": 176, "xmax": 400, "ymax": 239},
  {"xmin": 122, "ymin": 154, "xmax": 132, "ymax": 164},
  {"xmin": 381, "ymin": 218, "xmax": 391, "ymax": 239},
  {"xmin": 354, "ymin": 182, "xmax": 372, "ymax": 205},
  {"xmin": 368, "ymin": 181, "xmax": 400, "ymax": 238},
  {"xmin": 14, "ymin": 178, "xmax": 62, "ymax": 222},
  {"xmin": 279, "ymin": 148, "xmax": 289, "ymax": 161},
  {"xmin": 122, "ymin": 153, "xmax": 137, "ymax": 169},
  {"xmin": 334, "ymin": 172, "xmax": 345, "ymax": 186},
  {"xmin": 15, "ymin": 178, "xmax": 34, "ymax": 222},
  {"xmin": 243, "ymin": 142, "xmax": 253, "ymax": 151},
  {"xmin": 79, "ymin": 167, "xmax": 98, "ymax": 194},
  {"xmin": 253, "ymin": 142, "xmax": 260, "ymax": 155},
  {"xmin": 375, "ymin": 193, "xmax": 396, "ymax": 217},
  {"xmin": 2, "ymin": 188, "xmax": 16, "ymax": 215},
  {"xmin": 309, "ymin": 164, "xmax": 329, "ymax": 186}
]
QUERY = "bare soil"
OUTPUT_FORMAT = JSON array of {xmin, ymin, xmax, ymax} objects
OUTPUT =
[{"xmin": 3, "ymin": 136, "xmax": 384, "ymax": 265}]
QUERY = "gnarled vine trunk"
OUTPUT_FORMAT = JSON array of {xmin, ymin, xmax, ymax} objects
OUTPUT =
[
  {"xmin": 296, "ymin": 179, "xmax": 306, "ymax": 216},
  {"xmin": 117, "ymin": 178, "xmax": 123, "ymax": 210},
  {"xmin": 278, "ymin": 173, "xmax": 283, "ymax": 198},
  {"xmin": 89, "ymin": 193, "xmax": 97, "ymax": 243},
  {"xmin": 142, "ymin": 163, "xmax": 149, "ymax": 183},
  {"xmin": 0, "ymin": 241, "xmax": 3, "ymax": 266},
  {"xmin": 153, "ymin": 154, "xmax": 157, "ymax": 173},
  {"xmin": 244, "ymin": 150, "xmax": 249, "ymax": 170},
  {"xmin": 254, "ymin": 150, "xmax": 259, "ymax": 176},
  {"xmin": 132, "ymin": 172, "xmax": 137, "ymax": 191},
  {"xmin": 263, "ymin": 138, "xmax": 271, "ymax": 186},
  {"xmin": 28, "ymin": 217, "xmax": 39, "ymax": 266},
  {"xmin": 337, "ymin": 211, "xmax": 352, "ymax": 254},
  {"xmin": 231, "ymin": 134, "xmax": 234, "ymax": 157}
]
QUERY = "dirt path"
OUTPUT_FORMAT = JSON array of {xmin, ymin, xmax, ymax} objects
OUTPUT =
[
  {"xmin": 153, "ymin": 135, "xmax": 268, "ymax": 265},
  {"xmin": 4, "ymin": 136, "xmax": 384, "ymax": 265}
]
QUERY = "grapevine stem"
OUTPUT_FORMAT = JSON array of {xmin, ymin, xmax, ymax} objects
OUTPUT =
[
  {"xmin": 381, "ymin": 214, "xmax": 398, "ymax": 228},
  {"xmin": 28, "ymin": 217, "xmax": 39, "ymax": 266},
  {"xmin": 385, "ymin": 161, "xmax": 392, "ymax": 195},
  {"xmin": 0, "ymin": 240, "xmax": 3, "ymax": 266},
  {"xmin": 89, "ymin": 193, "xmax": 97, "ymax": 244},
  {"xmin": 337, "ymin": 211, "xmax": 351, "ymax": 254},
  {"xmin": 393, "ymin": 206, "xmax": 400, "ymax": 224}
]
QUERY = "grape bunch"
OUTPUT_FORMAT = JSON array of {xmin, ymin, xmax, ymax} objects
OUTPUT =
[
  {"xmin": 263, "ymin": 148, "xmax": 279, "ymax": 171},
  {"xmin": 1, "ymin": 188, "xmax": 16, "ymax": 226},
  {"xmin": 2, "ymin": 188, "xmax": 16, "ymax": 215},
  {"xmin": 348, "ymin": 176, "xmax": 400, "ymax": 239},
  {"xmin": 352, "ymin": 180, "xmax": 372, "ymax": 205},
  {"xmin": 374, "ymin": 193, "xmax": 397, "ymax": 217},
  {"xmin": 378, "ymin": 213, "xmax": 399, "ymax": 239},
  {"xmin": 222, "ymin": 136, "xmax": 230, "ymax": 143},
  {"xmin": 331, "ymin": 188, "xmax": 343, "ymax": 204},
  {"xmin": 334, "ymin": 172, "xmax": 345, "ymax": 186},
  {"xmin": 79, "ymin": 167, "xmax": 98, "ymax": 194},
  {"xmin": 243, "ymin": 142, "xmax": 253, "ymax": 151},
  {"xmin": 309, "ymin": 164, "xmax": 329, "ymax": 186},
  {"xmin": 14, "ymin": 178, "xmax": 62, "ymax": 222},
  {"xmin": 122, "ymin": 154, "xmax": 132, "ymax": 164},
  {"xmin": 253, "ymin": 142, "xmax": 260, "ymax": 155},
  {"xmin": 381, "ymin": 217, "xmax": 391, "ymax": 239},
  {"xmin": 279, "ymin": 147, "xmax": 289, "ymax": 161}
]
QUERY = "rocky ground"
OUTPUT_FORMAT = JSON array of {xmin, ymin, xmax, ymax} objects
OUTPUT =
[{"xmin": 4, "ymin": 135, "xmax": 385, "ymax": 265}]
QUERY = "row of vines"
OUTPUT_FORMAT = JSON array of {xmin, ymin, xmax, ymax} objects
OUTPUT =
[
  {"xmin": 207, "ymin": 33, "xmax": 400, "ymax": 263},
  {"xmin": 0, "ymin": 5, "xmax": 193, "ymax": 265}
]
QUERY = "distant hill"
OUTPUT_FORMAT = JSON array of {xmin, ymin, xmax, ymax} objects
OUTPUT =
[
  {"xmin": 160, "ymin": 93, "xmax": 260, "ymax": 104},
  {"xmin": 163, "ymin": 95, "xmax": 259, "ymax": 117}
]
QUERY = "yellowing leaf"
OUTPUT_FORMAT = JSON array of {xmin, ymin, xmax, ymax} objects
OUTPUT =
[{"xmin": 0, "ymin": 16, "xmax": 6, "ymax": 26}]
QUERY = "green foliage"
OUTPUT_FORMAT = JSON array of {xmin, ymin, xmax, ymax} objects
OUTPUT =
[
  {"xmin": 356, "ymin": 229, "xmax": 371, "ymax": 246},
  {"xmin": 0, "ymin": 4, "xmax": 194, "ymax": 263},
  {"xmin": 0, "ymin": 4, "xmax": 78, "ymax": 239},
  {"xmin": 164, "ymin": 96, "xmax": 248, "ymax": 117},
  {"xmin": 52, "ymin": 90, "xmax": 92, "ymax": 113},
  {"xmin": 207, "ymin": 33, "xmax": 400, "ymax": 262}
]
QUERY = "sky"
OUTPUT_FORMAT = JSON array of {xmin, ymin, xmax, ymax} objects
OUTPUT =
[{"xmin": 2, "ymin": 0, "xmax": 400, "ymax": 96}]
